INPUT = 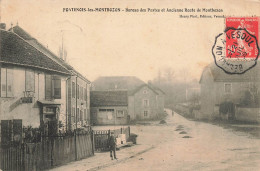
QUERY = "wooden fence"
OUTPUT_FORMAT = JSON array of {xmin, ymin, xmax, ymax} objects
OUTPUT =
[
  {"xmin": 93, "ymin": 127, "xmax": 130, "ymax": 152},
  {"xmin": 0, "ymin": 131, "xmax": 94, "ymax": 171}
]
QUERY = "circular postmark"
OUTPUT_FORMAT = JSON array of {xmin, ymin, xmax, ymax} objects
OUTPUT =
[{"xmin": 212, "ymin": 28, "xmax": 259, "ymax": 74}]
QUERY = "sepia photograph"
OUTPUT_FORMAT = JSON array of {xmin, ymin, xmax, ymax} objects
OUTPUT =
[{"xmin": 0, "ymin": 0, "xmax": 260, "ymax": 170}]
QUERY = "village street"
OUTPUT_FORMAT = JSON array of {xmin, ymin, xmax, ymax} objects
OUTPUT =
[{"xmin": 51, "ymin": 110, "xmax": 260, "ymax": 171}]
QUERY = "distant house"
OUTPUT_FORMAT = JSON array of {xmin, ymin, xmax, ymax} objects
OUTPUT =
[
  {"xmin": 0, "ymin": 26, "xmax": 71, "ymax": 135},
  {"xmin": 128, "ymin": 84, "xmax": 165, "ymax": 120},
  {"xmin": 90, "ymin": 91, "xmax": 128, "ymax": 125},
  {"xmin": 91, "ymin": 76, "xmax": 165, "ymax": 124},
  {"xmin": 11, "ymin": 25, "xmax": 91, "ymax": 130},
  {"xmin": 199, "ymin": 63, "xmax": 260, "ymax": 121}
]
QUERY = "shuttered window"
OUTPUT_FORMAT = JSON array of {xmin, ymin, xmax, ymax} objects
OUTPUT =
[
  {"xmin": 80, "ymin": 87, "xmax": 83, "ymax": 100},
  {"xmin": 45, "ymin": 74, "xmax": 52, "ymax": 100},
  {"xmin": 77, "ymin": 84, "xmax": 79, "ymax": 99},
  {"xmin": 84, "ymin": 87, "xmax": 87, "ymax": 101},
  {"xmin": 1, "ymin": 68, "xmax": 13, "ymax": 97},
  {"xmin": 72, "ymin": 82, "xmax": 75, "ymax": 98},
  {"xmin": 1, "ymin": 68, "xmax": 7, "ymax": 97},
  {"xmin": 45, "ymin": 75, "xmax": 61, "ymax": 100},
  {"xmin": 25, "ymin": 69, "xmax": 35, "ymax": 92},
  {"xmin": 53, "ymin": 76, "xmax": 61, "ymax": 99}
]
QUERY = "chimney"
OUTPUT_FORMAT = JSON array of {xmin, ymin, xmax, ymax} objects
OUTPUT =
[{"xmin": 0, "ymin": 23, "xmax": 6, "ymax": 30}]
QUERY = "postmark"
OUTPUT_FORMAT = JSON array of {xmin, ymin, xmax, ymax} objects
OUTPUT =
[{"xmin": 212, "ymin": 17, "xmax": 259, "ymax": 74}]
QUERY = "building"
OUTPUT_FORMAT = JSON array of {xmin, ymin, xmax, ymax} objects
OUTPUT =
[
  {"xmin": 11, "ymin": 25, "xmax": 91, "ymax": 131},
  {"xmin": 91, "ymin": 76, "xmax": 165, "ymax": 124},
  {"xmin": 128, "ymin": 84, "xmax": 165, "ymax": 120},
  {"xmin": 199, "ymin": 63, "xmax": 260, "ymax": 121},
  {"xmin": 90, "ymin": 91, "xmax": 128, "ymax": 125},
  {"xmin": 0, "ymin": 26, "xmax": 71, "ymax": 135}
]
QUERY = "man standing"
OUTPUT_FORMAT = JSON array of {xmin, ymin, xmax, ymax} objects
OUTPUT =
[{"xmin": 108, "ymin": 132, "xmax": 117, "ymax": 160}]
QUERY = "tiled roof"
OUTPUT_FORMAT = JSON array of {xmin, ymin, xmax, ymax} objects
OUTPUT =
[
  {"xmin": 0, "ymin": 29, "xmax": 71, "ymax": 75},
  {"xmin": 93, "ymin": 76, "xmax": 145, "ymax": 91},
  {"xmin": 90, "ymin": 91, "xmax": 128, "ymax": 107},
  {"xmin": 11, "ymin": 25, "xmax": 91, "ymax": 83},
  {"xmin": 128, "ymin": 84, "xmax": 159, "ymax": 96},
  {"xmin": 11, "ymin": 26, "xmax": 35, "ymax": 40},
  {"xmin": 200, "ymin": 63, "xmax": 260, "ymax": 83}
]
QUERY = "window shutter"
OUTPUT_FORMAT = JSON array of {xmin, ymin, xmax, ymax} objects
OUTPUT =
[
  {"xmin": 84, "ymin": 88, "xmax": 87, "ymax": 101},
  {"xmin": 25, "ymin": 70, "xmax": 35, "ymax": 92},
  {"xmin": 72, "ymin": 82, "xmax": 75, "ymax": 98},
  {"xmin": 53, "ymin": 76, "xmax": 61, "ymax": 99},
  {"xmin": 6, "ymin": 69, "xmax": 13, "ymax": 97},
  {"xmin": 77, "ymin": 84, "xmax": 79, "ymax": 99},
  {"xmin": 1, "ymin": 68, "xmax": 7, "ymax": 97},
  {"xmin": 45, "ymin": 74, "xmax": 52, "ymax": 100}
]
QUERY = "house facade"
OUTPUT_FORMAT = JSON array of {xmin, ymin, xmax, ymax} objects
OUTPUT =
[
  {"xmin": 128, "ymin": 84, "xmax": 164, "ymax": 120},
  {"xmin": 0, "ymin": 28, "xmax": 71, "ymax": 135},
  {"xmin": 90, "ymin": 91, "xmax": 128, "ymax": 125},
  {"xmin": 91, "ymin": 76, "xmax": 165, "ymax": 123},
  {"xmin": 11, "ymin": 25, "xmax": 91, "ymax": 131},
  {"xmin": 199, "ymin": 63, "xmax": 260, "ymax": 121}
]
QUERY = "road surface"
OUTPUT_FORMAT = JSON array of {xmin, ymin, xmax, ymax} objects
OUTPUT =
[{"xmin": 102, "ymin": 109, "xmax": 260, "ymax": 171}]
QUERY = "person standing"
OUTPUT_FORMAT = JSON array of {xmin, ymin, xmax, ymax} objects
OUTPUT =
[{"xmin": 108, "ymin": 132, "xmax": 117, "ymax": 160}]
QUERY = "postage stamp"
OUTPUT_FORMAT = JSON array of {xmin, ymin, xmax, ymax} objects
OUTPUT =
[{"xmin": 212, "ymin": 17, "xmax": 259, "ymax": 74}]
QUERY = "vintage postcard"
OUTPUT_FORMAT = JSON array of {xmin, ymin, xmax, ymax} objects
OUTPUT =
[{"xmin": 0, "ymin": 0, "xmax": 260, "ymax": 171}]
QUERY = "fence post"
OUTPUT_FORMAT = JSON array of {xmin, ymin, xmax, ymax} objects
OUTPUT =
[
  {"xmin": 128, "ymin": 126, "xmax": 130, "ymax": 140},
  {"xmin": 91, "ymin": 128, "xmax": 95, "ymax": 155}
]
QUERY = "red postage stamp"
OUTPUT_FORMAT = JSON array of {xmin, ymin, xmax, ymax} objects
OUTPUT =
[
  {"xmin": 212, "ymin": 17, "xmax": 259, "ymax": 74},
  {"xmin": 225, "ymin": 17, "xmax": 259, "ymax": 58}
]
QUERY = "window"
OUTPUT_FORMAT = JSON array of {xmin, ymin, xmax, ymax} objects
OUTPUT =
[
  {"xmin": 53, "ymin": 76, "xmax": 61, "ymax": 99},
  {"xmin": 1, "ymin": 68, "xmax": 13, "ymax": 97},
  {"xmin": 84, "ymin": 87, "xmax": 87, "ymax": 101},
  {"xmin": 80, "ymin": 87, "xmax": 83, "ymax": 100},
  {"xmin": 45, "ymin": 74, "xmax": 61, "ymax": 100},
  {"xmin": 25, "ymin": 69, "xmax": 35, "ymax": 92},
  {"xmin": 117, "ymin": 110, "xmax": 124, "ymax": 117},
  {"xmin": 72, "ymin": 82, "xmax": 75, "ymax": 98},
  {"xmin": 143, "ymin": 89, "xmax": 147, "ymax": 94},
  {"xmin": 80, "ymin": 110, "xmax": 83, "ymax": 123},
  {"xmin": 84, "ymin": 109, "xmax": 87, "ymax": 120},
  {"xmin": 77, "ymin": 84, "xmax": 79, "ymax": 99},
  {"xmin": 45, "ymin": 74, "xmax": 52, "ymax": 100},
  {"xmin": 77, "ymin": 108, "xmax": 79, "ymax": 122},
  {"xmin": 144, "ymin": 111, "xmax": 148, "ymax": 117},
  {"xmin": 143, "ymin": 99, "xmax": 149, "ymax": 107},
  {"xmin": 72, "ymin": 107, "xmax": 75, "ymax": 123},
  {"xmin": 224, "ymin": 83, "xmax": 232, "ymax": 93}
]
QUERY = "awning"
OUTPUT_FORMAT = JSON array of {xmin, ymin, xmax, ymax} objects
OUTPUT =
[{"xmin": 37, "ymin": 100, "xmax": 61, "ymax": 105}]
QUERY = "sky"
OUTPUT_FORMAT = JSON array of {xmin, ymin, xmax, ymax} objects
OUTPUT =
[{"xmin": 1, "ymin": 0, "xmax": 260, "ymax": 82}]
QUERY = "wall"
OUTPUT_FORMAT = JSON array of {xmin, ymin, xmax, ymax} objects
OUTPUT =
[
  {"xmin": 67, "ymin": 75, "xmax": 90, "ymax": 130},
  {"xmin": 91, "ymin": 106, "xmax": 128, "ymax": 125},
  {"xmin": 199, "ymin": 69, "xmax": 216, "ymax": 120},
  {"xmin": 132, "ymin": 86, "xmax": 158, "ymax": 120},
  {"xmin": 236, "ymin": 107, "xmax": 260, "ymax": 123},
  {"xmin": 0, "ymin": 66, "xmax": 67, "ymax": 128}
]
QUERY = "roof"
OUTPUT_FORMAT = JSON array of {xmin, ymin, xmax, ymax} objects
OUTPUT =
[
  {"xmin": 128, "ymin": 84, "xmax": 159, "ymax": 96},
  {"xmin": 200, "ymin": 63, "xmax": 260, "ymax": 83},
  {"xmin": 11, "ymin": 26, "xmax": 35, "ymax": 40},
  {"xmin": 0, "ymin": 29, "xmax": 71, "ymax": 75},
  {"xmin": 93, "ymin": 76, "xmax": 145, "ymax": 91},
  {"xmin": 90, "ymin": 91, "xmax": 128, "ymax": 107},
  {"xmin": 148, "ymin": 84, "xmax": 165, "ymax": 95},
  {"xmin": 11, "ymin": 25, "xmax": 91, "ymax": 83}
]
